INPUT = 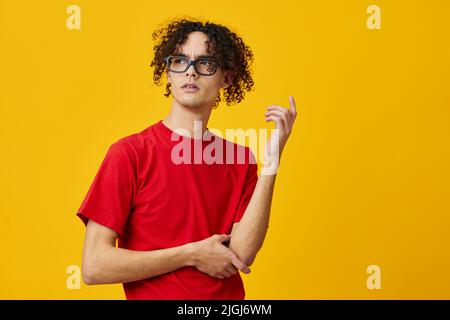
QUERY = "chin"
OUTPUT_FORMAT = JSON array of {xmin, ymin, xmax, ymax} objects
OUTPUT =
[
  {"xmin": 180, "ymin": 99, "xmax": 201, "ymax": 109},
  {"xmin": 176, "ymin": 95, "xmax": 211, "ymax": 109}
]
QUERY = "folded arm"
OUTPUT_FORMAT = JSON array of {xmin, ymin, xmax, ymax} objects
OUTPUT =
[
  {"xmin": 81, "ymin": 219, "xmax": 194, "ymax": 284},
  {"xmin": 81, "ymin": 219, "xmax": 250, "ymax": 285}
]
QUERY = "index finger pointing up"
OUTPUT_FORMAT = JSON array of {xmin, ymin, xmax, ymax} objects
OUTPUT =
[{"xmin": 289, "ymin": 96, "xmax": 297, "ymax": 114}]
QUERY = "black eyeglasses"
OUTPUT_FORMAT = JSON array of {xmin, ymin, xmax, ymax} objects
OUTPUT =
[{"xmin": 164, "ymin": 55, "xmax": 219, "ymax": 76}]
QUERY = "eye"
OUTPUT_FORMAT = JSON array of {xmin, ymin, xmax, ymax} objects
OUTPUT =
[
  {"xmin": 199, "ymin": 60, "xmax": 212, "ymax": 66},
  {"xmin": 172, "ymin": 57, "xmax": 186, "ymax": 65}
]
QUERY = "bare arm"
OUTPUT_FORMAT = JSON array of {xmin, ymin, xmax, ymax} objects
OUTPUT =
[
  {"xmin": 82, "ymin": 219, "xmax": 251, "ymax": 285},
  {"xmin": 229, "ymin": 96, "xmax": 298, "ymax": 267},
  {"xmin": 81, "ymin": 219, "xmax": 194, "ymax": 284},
  {"xmin": 229, "ymin": 175, "xmax": 276, "ymax": 267}
]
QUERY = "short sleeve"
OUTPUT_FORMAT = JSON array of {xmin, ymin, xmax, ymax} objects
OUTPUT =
[
  {"xmin": 76, "ymin": 140, "xmax": 137, "ymax": 237},
  {"xmin": 234, "ymin": 150, "xmax": 259, "ymax": 223}
]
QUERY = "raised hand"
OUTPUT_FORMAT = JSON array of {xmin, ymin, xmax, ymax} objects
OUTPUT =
[{"xmin": 262, "ymin": 96, "xmax": 298, "ymax": 175}]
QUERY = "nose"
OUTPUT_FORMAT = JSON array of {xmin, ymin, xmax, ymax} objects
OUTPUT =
[{"xmin": 185, "ymin": 62, "xmax": 198, "ymax": 77}]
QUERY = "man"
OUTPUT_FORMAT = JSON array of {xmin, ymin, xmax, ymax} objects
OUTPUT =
[{"xmin": 76, "ymin": 18, "xmax": 297, "ymax": 300}]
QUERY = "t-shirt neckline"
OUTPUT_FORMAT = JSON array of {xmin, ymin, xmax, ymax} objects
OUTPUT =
[{"xmin": 157, "ymin": 119, "xmax": 213, "ymax": 144}]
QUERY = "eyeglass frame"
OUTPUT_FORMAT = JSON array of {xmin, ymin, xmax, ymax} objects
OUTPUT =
[{"xmin": 164, "ymin": 55, "xmax": 219, "ymax": 76}]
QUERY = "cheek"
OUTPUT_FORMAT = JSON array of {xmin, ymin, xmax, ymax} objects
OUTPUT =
[
  {"xmin": 202, "ymin": 83, "xmax": 222, "ymax": 99},
  {"xmin": 205, "ymin": 76, "xmax": 223, "ymax": 92}
]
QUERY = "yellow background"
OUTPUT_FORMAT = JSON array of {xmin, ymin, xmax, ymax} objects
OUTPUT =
[{"xmin": 1, "ymin": 0, "xmax": 449, "ymax": 299}]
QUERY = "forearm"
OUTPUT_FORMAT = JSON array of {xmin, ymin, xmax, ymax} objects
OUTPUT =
[
  {"xmin": 228, "ymin": 173, "xmax": 276, "ymax": 266},
  {"xmin": 83, "ymin": 243, "xmax": 194, "ymax": 285}
]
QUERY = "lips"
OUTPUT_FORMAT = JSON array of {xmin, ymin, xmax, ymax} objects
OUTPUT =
[
  {"xmin": 182, "ymin": 83, "xmax": 200, "ymax": 93},
  {"xmin": 182, "ymin": 83, "xmax": 199, "ymax": 89}
]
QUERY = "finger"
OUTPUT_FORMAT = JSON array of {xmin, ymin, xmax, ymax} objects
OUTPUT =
[
  {"xmin": 265, "ymin": 111, "xmax": 290, "ymax": 132},
  {"xmin": 266, "ymin": 105, "xmax": 286, "ymax": 112},
  {"xmin": 217, "ymin": 234, "xmax": 231, "ymax": 243},
  {"xmin": 265, "ymin": 110, "xmax": 291, "ymax": 129},
  {"xmin": 226, "ymin": 265, "xmax": 238, "ymax": 275},
  {"xmin": 265, "ymin": 106, "xmax": 292, "ymax": 123},
  {"xmin": 231, "ymin": 255, "xmax": 251, "ymax": 274},
  {"xmin": 221, "ymin": 270, "xmax": 232, "ymax": 278},
  {"xmin": 265, "ymin": 115, "xmax": 283, "ymax": 131},
  {"xmin": 265, "ymin": 114, "xmax": 284, "ymax": 131},
  {"xmin": 289, "ymin": 96, "xmax": 297, "ymax": 116}
]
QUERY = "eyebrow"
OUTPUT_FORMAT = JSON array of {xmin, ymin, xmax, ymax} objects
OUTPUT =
[{"xmin": 173, "ymin": 52, "xmax": 215, "ymax": 60}]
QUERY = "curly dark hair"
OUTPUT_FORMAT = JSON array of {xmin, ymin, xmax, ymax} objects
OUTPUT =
[{"xmin": 150, "ymin": 17, "xmax": 255, "ymax": 109}]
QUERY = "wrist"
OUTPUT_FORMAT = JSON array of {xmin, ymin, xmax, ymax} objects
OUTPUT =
[
  {"xmin": 183, "ymin": 242, "xmax": 198, "ymax": 267},
  {"xmin": 261, "ymin": 156, "xmax": 280, "ymax": 175}
]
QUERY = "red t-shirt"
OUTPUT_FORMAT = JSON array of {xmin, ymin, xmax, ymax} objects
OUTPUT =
[{"xmin": 76, "ymin": 120, "xmax": 258, "ymax": 300}]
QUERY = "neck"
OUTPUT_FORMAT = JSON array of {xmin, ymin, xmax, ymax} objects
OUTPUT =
[{"xmin": 163, "ymin": 99, "xmax": 213, "ymax": 138}]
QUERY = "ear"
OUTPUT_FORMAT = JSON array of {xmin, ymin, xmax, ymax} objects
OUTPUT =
[
  {"xmin": 166, "ymin": 70, "xmax": 171, "ymax": 84},
  {"xmin": 221, "ymin": 70, "xmax": 234, "ymax": 89}
]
